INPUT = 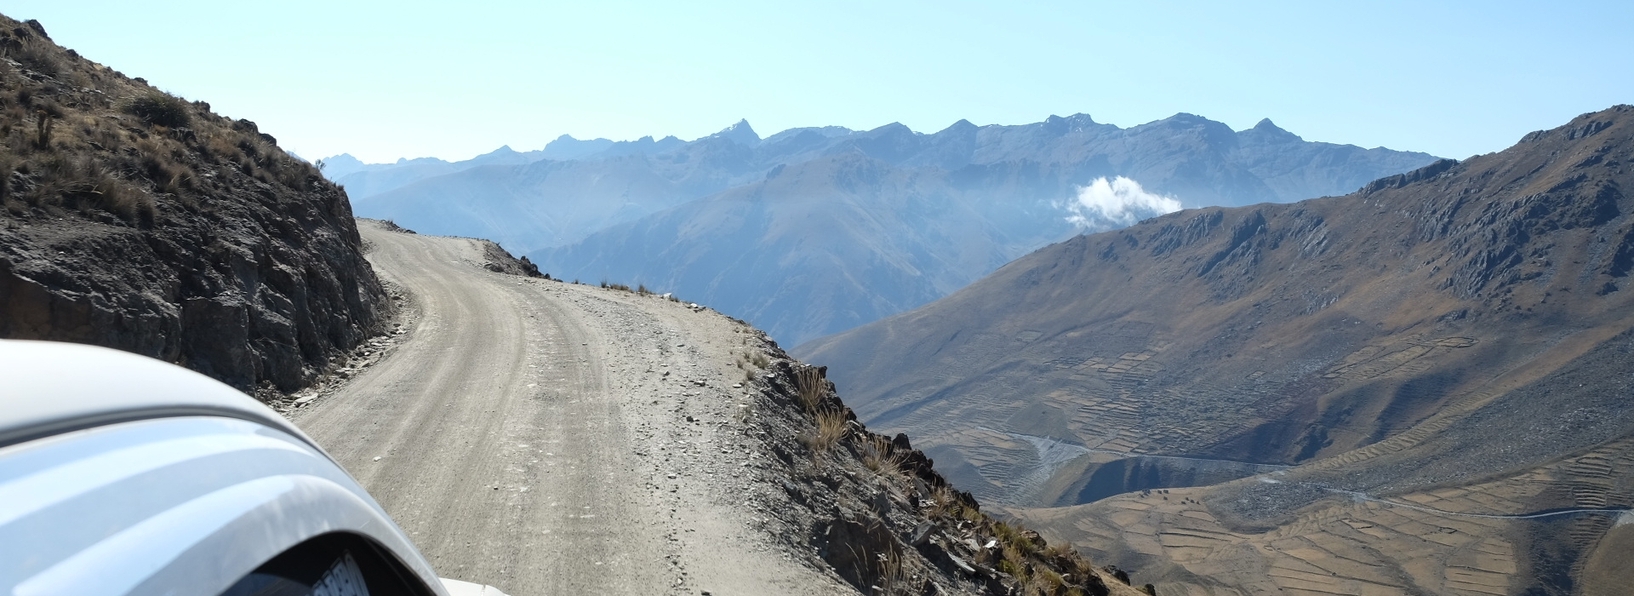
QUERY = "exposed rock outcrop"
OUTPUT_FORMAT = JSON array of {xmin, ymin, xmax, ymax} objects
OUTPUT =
[
  {"xmin": 739, "ymin": 332, "xmax": 1145, "ymax": 595},
  {"xmin": 0, "ymin": 14, "xmax": 386, "ymax": 394}
]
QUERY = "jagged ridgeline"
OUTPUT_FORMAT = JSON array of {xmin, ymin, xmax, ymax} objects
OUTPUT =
[{"xmin": 0, "ymin": 15, "xmax": 387, "ymax": 394}]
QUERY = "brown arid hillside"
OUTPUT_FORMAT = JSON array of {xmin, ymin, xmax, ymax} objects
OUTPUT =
[
  {"xmin": 0, "ymin": 15, "xmax": 386, "ymax": 395},
  {"xmin": 800, "ymin": 106, "xmax": 1634, "ymax": 594}
]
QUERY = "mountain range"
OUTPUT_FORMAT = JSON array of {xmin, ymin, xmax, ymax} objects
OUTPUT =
[
  {"xmin": 332, "ymin": 115, "xmax": 1437, "ymax": 344},
  {"xmin": 798, "ymin": 105, "xmax": 1634, "ymax": 594}
]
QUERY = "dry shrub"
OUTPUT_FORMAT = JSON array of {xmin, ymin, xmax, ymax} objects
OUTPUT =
[
  {"xmin": 7, "ymin": 152, "xmax": 155, "ymax": 225},
  {"xmin": 202, "ymin": 131, "xmax": 241, "ymax": 162},
  {"xmin": 88, "ymin": 175, "xmax": 152, "ymax": 223},
  {"xmin": 0, "ymin": 105, "xmax": 24, "ymax": 142},
  {"xmin": 804, "ymin": 408, "xmax": 848, "ymax": 454},
  {"xmin": 129, "ymin": 137, "xmax": 194, "ymax": 193},
  {"xmin": 23, "ymin": 153, "xmax": 78, "ymax": 206},
  {"xmin": 274, "ymin": 157, "xmax": 313, "ymax": 190},
  {"xmin": 1026, "ymin": 567, "xmax": 1065, "ymax": 595},
  {"xmin": 860, "ymin": 434, "xmax": 907, "ymax": 476},
  {"xmin": 10, "ymin": 41, "xmax": 59, "ymax": 77},
  {"xmin": 73, "ymin": 115, "xmax": 124, "ymax": 152},
  {"xmin": 997, "ymin": 541, "xmax": 1025, "ymax": 575},
  {"xmin": 126, "ymin": 92, "xmax": 191, "ymax": 128},
  {"xmin": 926, "ymin": 484, "xmax": 981, "ymax": 523},
  {"xmin": 795, "ymin": 365, "xmax": 826, "ymax": 413}
]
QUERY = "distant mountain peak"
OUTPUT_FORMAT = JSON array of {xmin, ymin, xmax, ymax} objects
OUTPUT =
[
  {"xmin": 1162, "ymin": 112, "xmax": 1210, "ymax": 125},
  {"xmin": 713, "ymin": 119, "xmax": 761, "ymax": 146},
  {"xmin": 319, "ymin": 153, "xmax": 364, "ymax": 166},
  {"xmin": 1244, "ymin": 118, "xmax": 1303, "ymax": 143},
  {"xmin": 1043, "ymin": 113, "xmax": 1095, "ymax": 133},
  {"xmin": 866, "ymin": 122, "xmax": 916, "ymax": 137},
  {"xmin": 465, "ymin": 144, "xmax": 538, "ymax": 166}
]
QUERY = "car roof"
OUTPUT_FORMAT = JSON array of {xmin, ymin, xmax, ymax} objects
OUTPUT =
[{"xmin": 0, "ymin": 339, "xmax": 318, "ymax": 450}]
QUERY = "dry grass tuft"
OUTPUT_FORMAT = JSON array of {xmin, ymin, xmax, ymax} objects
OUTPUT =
[
  {"xmin": 860, "ymin": 434, "xmax": 907, "ymax": 477},
  {"xmin": 1026, "ymin": 567, "xmax": 1065, "ymax": 595},
  {"xmin": 873, "ymin": 547, "xmax": 911, "ymax": 595},
  {"xmin": 804, "ymin": 408, "xmax": 848, "ymax": 454},
  {"xmin": 925, "ymin": 484, "xmax": 982, "ymax": 524},
  {"xmin": 795, "ymin": 365, "xmax": 826, "ymax": 413}
]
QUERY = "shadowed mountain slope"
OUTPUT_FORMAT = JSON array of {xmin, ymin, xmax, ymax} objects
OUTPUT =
[
  {"xmin": 533, "ymin": 116, "xmax": 1436, "ymax": 345},
  {"xmin": 536, "ymin": 152, "xmax": 1073, "ymax": 345},
  {"xmin": 0, "ymin": 15, "xmax": 386, "ymax": 394},
  {"xmin": 798, "ymin": 105, "xmax": 1634, "ymax": 594}
]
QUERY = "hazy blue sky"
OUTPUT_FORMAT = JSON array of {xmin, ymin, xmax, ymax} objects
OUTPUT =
[{"xmin": 8, "ymin": 1, "xmax": 1629, "ymax": 163}]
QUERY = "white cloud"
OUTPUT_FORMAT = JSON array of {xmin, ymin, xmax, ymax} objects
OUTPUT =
[{"xmin": 1060, "ymin": 176, "xmax": 1182, "ymax": 230}]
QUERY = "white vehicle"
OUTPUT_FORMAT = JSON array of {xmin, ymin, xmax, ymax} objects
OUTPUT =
[{"xmin": 0, "ymin": 340, "xmax": 505, "ymax": 596}]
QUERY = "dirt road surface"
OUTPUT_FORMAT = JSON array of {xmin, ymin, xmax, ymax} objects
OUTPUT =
[{"xmin": 293, "ymin": 222, "xmax": 852, "ymax": 595}]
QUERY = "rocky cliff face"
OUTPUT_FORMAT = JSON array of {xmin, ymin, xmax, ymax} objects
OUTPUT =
[
  {"xmin": 740, "ymin": 332, "xmax": 1152, "ymax": 596},
  {"xmin": 0, "ymin": 15, "xmax": 386, "ymax": 393}
]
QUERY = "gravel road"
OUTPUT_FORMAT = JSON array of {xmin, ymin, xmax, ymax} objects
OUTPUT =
[{"xmin": 292, "ymin": 222, "xmax": 853, "ymax": 596}]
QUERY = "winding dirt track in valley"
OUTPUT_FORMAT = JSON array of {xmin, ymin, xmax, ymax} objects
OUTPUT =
[{"xmin": 292, "ymin": 221, "xmax": 852, "ymax": 596}]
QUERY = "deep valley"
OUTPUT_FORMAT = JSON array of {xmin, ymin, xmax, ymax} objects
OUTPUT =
[{"xmin": 800, "ymin": 106, "xmax": 1634, "ymax": 594}]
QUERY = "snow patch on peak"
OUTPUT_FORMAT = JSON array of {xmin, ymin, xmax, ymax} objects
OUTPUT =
[{"xmin": 714, "ymin": 119, "xmax": 761, "ymax": 146}]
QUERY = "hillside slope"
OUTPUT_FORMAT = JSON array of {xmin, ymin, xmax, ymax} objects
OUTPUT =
[
  {"xmin": 798, "ymin": 105, "xmax": 1634, "ymax": 593},
  {"xmin": 0, "ymin": 15, "xmax": 386, "ymax": 393}
]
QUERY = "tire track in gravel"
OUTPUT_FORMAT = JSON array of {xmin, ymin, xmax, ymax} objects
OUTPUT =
[{"xmin": 293, "ymin": 221, "xmax": 852, "ymax": 596}]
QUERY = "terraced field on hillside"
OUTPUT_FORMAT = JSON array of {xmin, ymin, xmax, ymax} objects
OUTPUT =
[{"xmin": 1011, "ymin": 438, "xmax": 1634, "ymax": 595}]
